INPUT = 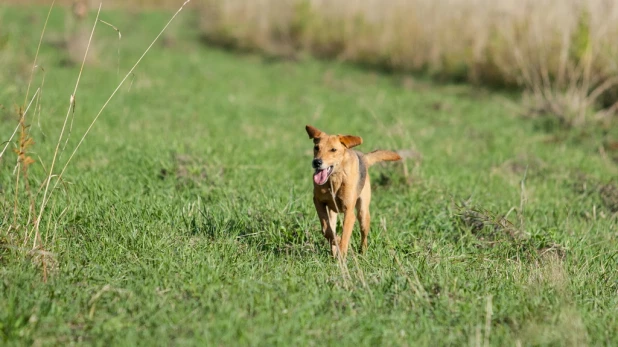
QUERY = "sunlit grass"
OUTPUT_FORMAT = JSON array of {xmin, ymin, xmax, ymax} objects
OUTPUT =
[{"xmin": 1, "ymin": 4, "xmax": 617, "ymax": 345}]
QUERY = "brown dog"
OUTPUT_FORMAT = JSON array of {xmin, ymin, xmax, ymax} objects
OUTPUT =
[{"xmin": 306, "ymin": 125, "xmax": 402, "ymax": 258}]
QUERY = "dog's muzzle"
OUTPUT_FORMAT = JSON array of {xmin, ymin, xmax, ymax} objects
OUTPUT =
[{"xmin": 312, "ymin": 158, "xmax": 322, "ymax": 169}]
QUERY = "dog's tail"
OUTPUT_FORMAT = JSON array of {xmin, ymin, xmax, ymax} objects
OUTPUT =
[{"xmin": 365, "ymin": 150, "xmax": 402, "ymax": 167}]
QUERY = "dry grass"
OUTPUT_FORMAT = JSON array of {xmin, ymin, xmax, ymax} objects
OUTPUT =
[
  {"xmin": 197, "ymin": 0, "xmax": 618, "ymax": 126},
  {"xmin": 453, "ymin": 200, "xmax": 528, "ymax": 243}
]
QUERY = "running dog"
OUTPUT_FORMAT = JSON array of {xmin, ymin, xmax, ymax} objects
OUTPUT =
[{"xmin": 306, "ymin": 125, "xmax": 401, "ymax": 258}]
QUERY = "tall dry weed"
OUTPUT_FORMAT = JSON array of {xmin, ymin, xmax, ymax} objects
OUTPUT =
[
  {"xmin": 1, "ymin": 0, "xmax": 193, "ymax": 279},
  {"xmin": 198, "ymin": 0, "xmax": 618, "ymax": 125}
]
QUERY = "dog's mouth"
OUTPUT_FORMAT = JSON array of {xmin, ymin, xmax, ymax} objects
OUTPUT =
[{"xmin": 313, "ymin": 166, "xmax": 333, "ymax": 185}]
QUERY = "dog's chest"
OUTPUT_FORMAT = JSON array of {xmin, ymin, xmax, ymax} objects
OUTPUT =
[
  {"xmin": 315, "ymin": 184, "xmax": 337, "ymax": 200},
  {"xmin": 314, "ymin": 177, "xmax": 353, "ymax": 213}
]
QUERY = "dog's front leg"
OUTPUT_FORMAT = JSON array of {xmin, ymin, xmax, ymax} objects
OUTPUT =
[
  {"xmin": 313, "ymin": 197, "xmax": 335, "ymax": 243},
  {"xmin": 338, "ymin": 208, "xmax": 357, "ymax": 258}
]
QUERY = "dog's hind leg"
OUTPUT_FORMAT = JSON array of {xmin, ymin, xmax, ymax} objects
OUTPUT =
[
  {"xmin": 356, "ymin": 184, "xmax": 371, "ymax": 253},
  {"xmin": 356, "ymin": 197, "xmax": 370, "ymax": 254}
]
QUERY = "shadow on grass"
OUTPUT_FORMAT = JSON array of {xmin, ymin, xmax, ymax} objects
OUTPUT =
[{"xmin": 182, "ymin": 205, "xmax": 325, "ymax": 257}]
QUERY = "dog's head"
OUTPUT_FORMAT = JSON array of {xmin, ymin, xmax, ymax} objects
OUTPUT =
[{"xmin": 305, "ymin": 125, "xmax": 363, "ymax": 185}]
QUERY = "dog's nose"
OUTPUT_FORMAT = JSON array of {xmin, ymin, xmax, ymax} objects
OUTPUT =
[{"xmin": 312, "ymin": 158, "xmax": 322, "ymax": 168}]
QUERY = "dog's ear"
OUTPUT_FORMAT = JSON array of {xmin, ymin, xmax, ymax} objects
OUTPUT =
[
  {"xmin": 339, "ymin": 135, "xmax": 363, "ymax": 148},
  {"xmin": 306, "ymin": 125, "xmax": 324, "ymax": 139}
]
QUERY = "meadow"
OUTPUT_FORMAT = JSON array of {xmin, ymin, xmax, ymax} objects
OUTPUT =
[
  {"xmin": 199, "ymin": 0, "xmax": 618, "ymax": 128},
  {"xmin": 1, "ymin": 2, "xmax": 618, "ymax": 346}
]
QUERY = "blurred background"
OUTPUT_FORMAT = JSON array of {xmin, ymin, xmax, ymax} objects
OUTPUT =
[{"xmin": 4, "ymin": 0, "xmax": 618, "ymax": 128}]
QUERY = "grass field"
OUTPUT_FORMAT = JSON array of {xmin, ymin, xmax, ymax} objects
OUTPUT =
[{"xmin": 1, "ymin": 4, "xmax": 618, "ymax": 346}]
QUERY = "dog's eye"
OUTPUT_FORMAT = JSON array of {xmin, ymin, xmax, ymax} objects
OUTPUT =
[
  {"xmin": 330, "ymin": 148, "xmax": 337, "ymax": 152},
  {"xmin": 314, "ymin": 146, "xmax": 319, "ymax": 151}
]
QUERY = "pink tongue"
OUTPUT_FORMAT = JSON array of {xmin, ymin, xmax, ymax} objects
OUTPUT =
[{"xmin": 313, "ymin": 169, "xmax": 328, "ymax": 185}]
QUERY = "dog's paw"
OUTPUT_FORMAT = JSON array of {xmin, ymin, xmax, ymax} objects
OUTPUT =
[{"xmin": 331, "ymin": 243, "xmax": 344, "ymax": 259}]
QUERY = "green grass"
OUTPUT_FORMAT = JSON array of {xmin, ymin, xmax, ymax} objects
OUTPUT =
[{"xmin": 1, "ymin": 4, "xmax": 618, "ymax": 346}]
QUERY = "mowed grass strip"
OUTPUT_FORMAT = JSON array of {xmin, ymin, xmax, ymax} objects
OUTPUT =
[{"xmin": 1, "ymin": 5, "xmax": 617, "ymax": 346}]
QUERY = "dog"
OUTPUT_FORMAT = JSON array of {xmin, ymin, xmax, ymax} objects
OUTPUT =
[{"xmin": 306, "ymin": 125, "xmax": 402, "ymax": 258}]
